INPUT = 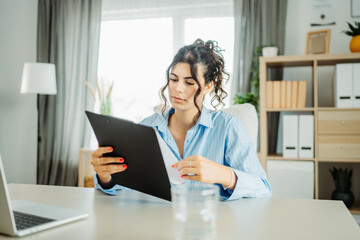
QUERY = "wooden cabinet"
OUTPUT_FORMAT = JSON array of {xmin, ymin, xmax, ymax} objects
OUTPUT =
[
  {"xmin": 318, "ymin": 110, "xmax": 360, "ymax": 159},
  {"xmin": 78, "ymin": 148, "xmax": 95, "ymax": 187},
  {"xmin": 318, "ymin": 135, "xmax": 360, "ymax": 158},
  {"xmin": 318, "ymin": 110, "xmax": 360, "ymax": 134},
  {"xmin": 259, "ymin": 53, "xmax": 360, "ymax": 214}
]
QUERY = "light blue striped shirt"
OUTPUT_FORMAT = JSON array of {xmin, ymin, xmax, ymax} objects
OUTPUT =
[{"xmin": 94, "ymin": 106, "xmax": 272, "ymax": 200}]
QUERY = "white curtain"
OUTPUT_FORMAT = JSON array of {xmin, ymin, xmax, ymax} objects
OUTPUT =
[{"xmin": 37, "ymin": 0, "xmax": 102, "ymax": 186}]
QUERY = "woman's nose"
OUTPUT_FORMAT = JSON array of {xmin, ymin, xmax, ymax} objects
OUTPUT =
[{"xmin": 175, "ymin": 82, "xmax": 185, "ymax": 93}]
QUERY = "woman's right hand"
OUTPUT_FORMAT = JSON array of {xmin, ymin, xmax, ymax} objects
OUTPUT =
[{"xmin": 91, "ymin": 147, "xmax": 127, "ymax": 185}]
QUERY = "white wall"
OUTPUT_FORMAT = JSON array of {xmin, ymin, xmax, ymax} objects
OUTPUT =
[
  {"xmin": 0, "ymin": 0, "xmax": 38, "ymax": 183},
  {"xmin": 284, "ymin": 0, "xmax": 357, "ymax": 107}
]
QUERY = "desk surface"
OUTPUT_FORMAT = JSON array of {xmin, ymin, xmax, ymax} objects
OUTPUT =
[{"xmin": 1, "ymin": 184, "xmax": 359, "ymax": 239}]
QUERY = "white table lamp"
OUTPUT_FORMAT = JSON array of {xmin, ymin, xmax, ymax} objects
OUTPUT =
[{"xmin": 21, "ymin": 63, "xmax": 57, "ymax": 95}]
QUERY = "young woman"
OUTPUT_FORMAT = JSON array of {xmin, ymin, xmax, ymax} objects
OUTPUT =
[{"xmin": 91, "ymin": 39, "xmax": 271, "ymax": 200}]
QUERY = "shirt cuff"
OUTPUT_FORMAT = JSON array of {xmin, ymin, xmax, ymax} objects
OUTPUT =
[
  {"xmin": 223, "ymin": 168, "xmax": 272, "ymax": 201},
  {"xmin": 93, "ymin": 173, "xmax": 119, "ymax": 195}
]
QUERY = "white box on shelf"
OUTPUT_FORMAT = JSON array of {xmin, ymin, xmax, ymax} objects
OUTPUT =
[
  {"xmin": 334, "ymin": 63, "xmax": 353, "ymax": 108},
  {"xmin": 298, "ymin": 115, "xmax": 314, "ymax": 158},
  {"xmin": 353, "ymin": 63, "xmax": 360, "ymax": 108},
  {"xmin": 267, "ymin": 160, "xmax": 314, "ymax": 199},
  {"xmin": 283, "ymin": 115, "xmax": 298, "ymax": 158}
]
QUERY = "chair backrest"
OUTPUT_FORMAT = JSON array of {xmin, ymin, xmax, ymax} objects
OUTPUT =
[
  {"xmin": 153, "ymin": 103, "xmax": 258, "ymax": 149},
  {"xmin": 221, "ymin": 103, "xmax": 258, "ymax": 149}
]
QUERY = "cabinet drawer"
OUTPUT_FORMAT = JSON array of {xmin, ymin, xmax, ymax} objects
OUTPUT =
[
  {"xmin": 318, "ymin": 135, "xmax": 360, "ymax": 159},
  {"xmin": 318, "ymin": 111, "xmax": 360, "ymax": 134}
]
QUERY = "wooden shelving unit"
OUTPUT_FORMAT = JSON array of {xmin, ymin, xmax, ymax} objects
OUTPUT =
[
  {"xmin": 349, "ymin": 202, "xmax": 360, "ymax": 214},
  {"xmin": 259, "ymin": 53, "xmax": 360, "ymax": 214}
]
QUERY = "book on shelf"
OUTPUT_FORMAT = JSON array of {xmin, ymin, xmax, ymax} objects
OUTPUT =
[
  {"xmin": 266, "ymin": 81, "xmax": 273, "ymax": 108},
  {"xmin": 297, "ymin": 81, "xmax": 307, "ymax": 108},
  {"xmin": 280, "ymin": 81, "xmax": 286, "ymax": 108},
  {"xmin": 273, "ymin": 81, "xmax": 281, "ymax": 108},
  {"xmin": 285, "ymin": 81, "xmax": 292, "ymax": 108},
  {"xmin": 265, "ymin": 80, "xmax": 307, "ymax": 109},
  {"xmin": 291, "ymin": 81, "xmax": 298, "ymax": 108}
]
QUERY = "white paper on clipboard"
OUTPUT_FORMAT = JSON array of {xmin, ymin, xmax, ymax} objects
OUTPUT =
[{"xmin": 155, "ymin": 130, "xmax": 185, "ymax": 184}]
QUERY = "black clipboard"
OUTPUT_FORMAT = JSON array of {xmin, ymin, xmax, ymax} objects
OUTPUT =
[{"xmin": 85, "ymin": 111, "xmax": 171, "ymax": 201}]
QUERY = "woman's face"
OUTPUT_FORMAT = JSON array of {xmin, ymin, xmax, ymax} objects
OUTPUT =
[{"xmin": 168, "ymin": 62, "xmax": 212, "ymax": 112}]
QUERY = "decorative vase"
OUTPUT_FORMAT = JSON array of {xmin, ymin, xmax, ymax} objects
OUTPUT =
[
  {"xmin": 331, "ymin": 190, "xmax": 355, "ymax": 208},
  {"xmin": 262, "ymin": 47, "xmax": 278, "ymax": 57},
  {"xmin": 329, "ymin": 167, "xmax": 354, "ymax": 209},
  {"xmin": 349, "ymin": 35, "xmax": 360, "ymax": 52},
  {"xmin": 100, "ymin": 98, "xmax": 111, "ymax": 115}
]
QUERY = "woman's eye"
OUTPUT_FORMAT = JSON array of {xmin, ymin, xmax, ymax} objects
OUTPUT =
[
  {"xmin": 170, "ymin": 78, "xmax": 178, "ymax": 82},
  {"xmin": 186, "ymin": 82, "xmax": 195, "ymax": 85}
]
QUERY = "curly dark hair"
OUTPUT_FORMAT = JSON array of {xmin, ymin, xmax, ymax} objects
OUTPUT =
[{"xmin": 160, "ymin": 39, "xmax": 230, "ymax": 123}]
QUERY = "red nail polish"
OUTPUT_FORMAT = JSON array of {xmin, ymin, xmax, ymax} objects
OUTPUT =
[
  {"xmin": 108, "ymin": 147, "xmax": 113, "ymax": 151},
  {"xmin": 171, "ymin": 164, "xmax": 175, "ymax": 168},
  {"xmin": 123, "ymin": 165, "xmax": 127, "ymax": 169},
  {"xmin": 181, "ymin": 175, "xmax": 183, "ymax": 178},
  {"xmin": 119, "ymin": 158, "xmax": 124, "ymax": 163}
]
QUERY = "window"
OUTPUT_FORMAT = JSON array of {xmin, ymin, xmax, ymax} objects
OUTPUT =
[
  {"xmin": 97, "ymin": 18, "xmax": 173, "ymax": 122},
  {"xmin": 97, "ymin": 0, "xmax": 234, "ymax": 121}
]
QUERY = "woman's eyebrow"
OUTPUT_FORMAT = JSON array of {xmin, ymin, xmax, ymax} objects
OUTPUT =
[
  {"xmin": 170, "ymin": 73, "xmax": 194, "ymax": 80},
  {"xmin": 170, "ymin": 73, "xmax": 178, "ymax": 77}
]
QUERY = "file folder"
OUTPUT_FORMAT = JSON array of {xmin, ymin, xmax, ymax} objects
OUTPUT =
[
  {"xmin": 334, "ymin": 64, "xmax": 353, "ymax": 108},
  {"xmin": 298, "ymin": 115, "xmax": 314, "ymax": 158},
  {"xmin": 85, "ymin": 111, "xmax": 172, "ymax": 201},
  {"xmin": 283, "ymin": 115, "xmax": 298, "ymax": 158},
  {"xmin": 353, "ymin": 63, "xmax": 360, "ymax": 108}
]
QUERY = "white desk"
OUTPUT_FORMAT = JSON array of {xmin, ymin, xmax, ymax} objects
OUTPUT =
[{"xmin": 1, "ymin": 184, "xmax": 359, "ymax": 239}]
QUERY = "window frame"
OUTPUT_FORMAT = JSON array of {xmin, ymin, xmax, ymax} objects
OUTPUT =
[{"xmin": 101, "ymin": 1, "xmax": 233, "ymax": 55}]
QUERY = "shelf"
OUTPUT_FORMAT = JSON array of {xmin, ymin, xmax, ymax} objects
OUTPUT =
[
  {"xmin": 317, "ymin": 107, "xmax": 360, "ymax": 111},
  {"xmin": 265, "ymin": 107, "xmax": 360, "ymax": 112},
  {"xmin": 266, "ymin": 154, "xmax": 315, "ymax": 161},
  {"xmin": 260, "ymin": 53, "xmax": 360, "ymax": 203},
  {"xmin": 266, "ymin": 108, "xmax": 314, "ymax": 112},
  {"xmin": 261, "ymin": 53, "xmax": 360, "ymax": 67},
  {"xmin": 317, "ymin": 158, "xmax": 360, "ymax": 163},
  {"xmin": 265, "ymin": 155, "xmax": 360, "ymax": 163}
]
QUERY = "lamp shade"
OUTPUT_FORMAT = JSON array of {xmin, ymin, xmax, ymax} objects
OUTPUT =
[{"xmin": 21, "ymin": 63, "xmax": 57, "ymax": 95}]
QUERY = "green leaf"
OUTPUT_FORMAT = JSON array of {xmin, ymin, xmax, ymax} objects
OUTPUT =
[
  {"xmin": 347, "ymin": 22, "xmax": 355, "ymax": 32},
  {"xmin": 344, "ymin": 21, "xmax": 360, "ymax": 36}
]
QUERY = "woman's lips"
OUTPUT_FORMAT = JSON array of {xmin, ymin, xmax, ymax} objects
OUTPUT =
[{"xmin": 173, "ymin": 96, "xmax": 185, "ymax": 102}]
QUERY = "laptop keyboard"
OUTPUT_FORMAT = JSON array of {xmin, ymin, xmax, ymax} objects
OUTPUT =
[{"xmin": 13, "ymin": 211, "xmax": 55, "ymax": 230}]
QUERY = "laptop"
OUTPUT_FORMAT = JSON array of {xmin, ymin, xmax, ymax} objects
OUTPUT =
[{"xmin": 0, "ymin": 154, "xmax": 88, "ymax": 237}]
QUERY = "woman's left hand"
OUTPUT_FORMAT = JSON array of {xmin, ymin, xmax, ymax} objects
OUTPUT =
[{"xmin": 172, "ymin": 155, "xmax": 232, "ymax": 187}]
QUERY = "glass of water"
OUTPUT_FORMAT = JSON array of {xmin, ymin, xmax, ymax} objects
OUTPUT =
[{"xmin": 171, "ymin": 181, "xmax": 219, "ymax": 240}]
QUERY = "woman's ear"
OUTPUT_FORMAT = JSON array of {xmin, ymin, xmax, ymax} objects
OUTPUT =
[{"xmin": 204, "ymin": 81, "xmax": 214, "ymax": 95}]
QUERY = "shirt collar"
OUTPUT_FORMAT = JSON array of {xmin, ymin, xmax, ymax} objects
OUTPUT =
[{"xmin": 155, "ymin": 106, "xmax": 213, "ymax": 134}]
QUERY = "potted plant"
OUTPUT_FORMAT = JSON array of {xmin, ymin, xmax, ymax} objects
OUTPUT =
[
  {"xmin": 329, "ymin": 167, "xmax": 354, "ymax": 208},
  {"xmin": 262, "ymin": 44, "xmax": 278, "ymax": 57},
  {"xmin": 233, "ymin": 92, "xmax": 259, "ymax": 112},
  {"xmin": 343, "ymin": 21, "xmax": 360, "ymax": 52}
]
